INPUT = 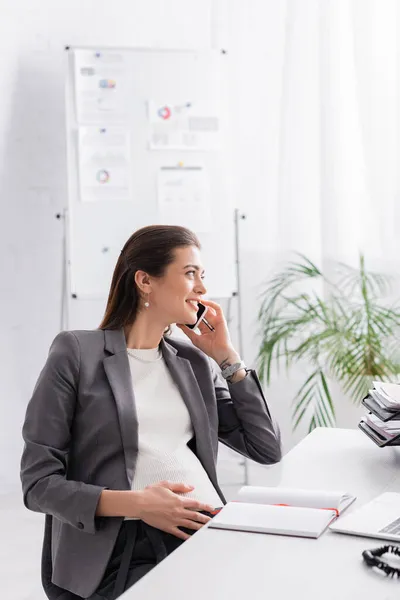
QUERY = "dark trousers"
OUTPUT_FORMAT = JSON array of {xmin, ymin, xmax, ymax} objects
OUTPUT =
[
  {"xmin": 88, "ymin": 519, "xmax": 185, "ymax": 599},
  {"xmin": 54, "ymin": 511, "xmax": 219, "ymax": 600}
]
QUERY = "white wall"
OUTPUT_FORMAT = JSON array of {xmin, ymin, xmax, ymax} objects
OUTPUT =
[
  {"xmin": 0, "ymin": 0, "xmax": 214, "ymax": 491},
  {"xmin": 1, "ymin": 0, "xmax": 365, "ymax": 492}
]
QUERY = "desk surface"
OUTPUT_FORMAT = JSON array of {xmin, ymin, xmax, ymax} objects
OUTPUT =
[{"xmin": 122, "ymin": 428, "xmax": 400, "ymax": 600}]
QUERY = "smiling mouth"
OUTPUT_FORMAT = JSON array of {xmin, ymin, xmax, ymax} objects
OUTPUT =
[{"xmin": 186, "ymin": 300, "xmax": 199, "ymax": 310}]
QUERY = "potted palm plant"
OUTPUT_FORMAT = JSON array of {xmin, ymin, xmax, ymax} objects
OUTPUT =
[{"xmin": 257, "ymin": 254, "xmax": 400, "ymax": 432}]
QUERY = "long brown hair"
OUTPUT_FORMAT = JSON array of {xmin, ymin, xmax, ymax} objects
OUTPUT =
[{"xmin": 99, "ymin": 225, "xmax": 201, "ymax": 330}]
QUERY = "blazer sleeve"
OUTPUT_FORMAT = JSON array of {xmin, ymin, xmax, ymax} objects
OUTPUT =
[
  {"xmin": 212, "ymin": 362, "xmax": 282, "ymax": 464},
  {"xmin": 20, "ymin": 331, "xmax": 107, "ymax": 534}
]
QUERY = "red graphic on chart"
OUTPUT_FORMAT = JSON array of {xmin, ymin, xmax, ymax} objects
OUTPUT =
[{"xmin": 158, "ymin": 106, "xmax": 172, "ymax": 120}]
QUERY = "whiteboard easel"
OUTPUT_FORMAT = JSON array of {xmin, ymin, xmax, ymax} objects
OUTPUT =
[{"xmin": 65, "ymin": 46, "xmax": 235, "ymax": 312}]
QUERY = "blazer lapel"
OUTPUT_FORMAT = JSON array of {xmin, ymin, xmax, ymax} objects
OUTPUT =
[
  {"xmin": 161, "ymin": 339, "xmax": 218, "ymax": 485},
  {"xmin": 102, "ymin": 330, "xmax": 218, "ymax": 491},
  {"xmin": 103, "ymin": 329, "xmax": 138, "ymax": 487}
]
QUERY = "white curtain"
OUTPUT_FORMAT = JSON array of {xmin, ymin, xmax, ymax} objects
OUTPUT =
[
  {"xmin": 226, "ymin": 0, "xmax": 400, "ymax": 449},
  {"xmin": 276, "ymin": 0, "xmax": 399, "ymax": 268}
]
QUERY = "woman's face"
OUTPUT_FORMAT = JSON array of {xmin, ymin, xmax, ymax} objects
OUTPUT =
[{"xmin": 148, "ymin": 245, "xmax": 207, "ymax": 326}]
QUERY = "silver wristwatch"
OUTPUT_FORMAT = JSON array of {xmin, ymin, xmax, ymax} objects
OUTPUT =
[{"xmin": 221, "ymin": 361, "xmax": 246, "ymax": 382}]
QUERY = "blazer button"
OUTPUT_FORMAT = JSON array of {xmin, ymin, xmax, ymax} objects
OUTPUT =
[{"xmin": 77, "ymin": 522, "xmax": 84, "ymax": 529}]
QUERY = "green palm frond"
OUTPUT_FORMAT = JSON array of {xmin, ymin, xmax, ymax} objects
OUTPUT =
[
  {"xmin": 292, "ymin": 369, "xmax": 335, "ymax": 432},
  {"xmin": 335, "ymin": 254, "xmax": 394, "ymax": 300},
  {"xmin": 258, "ymin": 254, "xmax": 324, "ymax": 324},
  {"xmin": 257, "ymin": 253, "xmax": 400, "ymax": 432}
]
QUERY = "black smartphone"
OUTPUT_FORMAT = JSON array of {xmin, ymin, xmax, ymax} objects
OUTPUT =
[{"xmin": 185, "ymin": 302, "xmax": 208, "ymax": 329}]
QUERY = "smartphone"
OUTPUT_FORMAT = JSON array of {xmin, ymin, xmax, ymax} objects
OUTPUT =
[{"xmin": 185, "ymin": 302, "xmax": 208, "ymax": 329}]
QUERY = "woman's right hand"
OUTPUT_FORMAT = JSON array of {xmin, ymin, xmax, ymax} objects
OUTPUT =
[{"xmin": 133, "ymin": 480, "xmax": 216, "ymax": 540}]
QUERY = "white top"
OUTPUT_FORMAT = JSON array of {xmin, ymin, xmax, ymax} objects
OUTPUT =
[{"xmin": 125, "ymin": 347, "xmax": 222, "ymax": 520}]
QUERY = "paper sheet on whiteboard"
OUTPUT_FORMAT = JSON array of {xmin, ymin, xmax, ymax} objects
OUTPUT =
[
  {"xmin": 148, "ymin": 100, "xmax": 219, "ymax": 150},
  {"xmin": 157, "ymin": 167, "xmax": 212, "ymax": 232},
  {"xmin": 78, "ymin": 126, "xmax": 131, "ymax": 202},
  {"xmin": 74, "ymin": 50, "xmax": 128, "ymax": 123}
]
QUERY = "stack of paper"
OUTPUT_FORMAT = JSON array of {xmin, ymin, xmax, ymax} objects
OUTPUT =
[
  {"xmin": 369, "ymin": 381, "xmax": 400, "ymax": 411},
  {"xmin": 364, "ymin": 413, "xmax": 400, "ymax": 440},
  {"xmin": 361, "ymin": 381, "xmax": 400, "ymax": 441}
]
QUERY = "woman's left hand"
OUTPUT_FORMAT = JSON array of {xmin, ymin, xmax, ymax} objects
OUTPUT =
[{"xmin": 177, "ymin": 299, "xmax": 239, "ymax": 366}]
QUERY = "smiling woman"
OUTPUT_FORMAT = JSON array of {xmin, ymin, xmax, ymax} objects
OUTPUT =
[
  {"xmin": 124, "ymin": 244, "xmax": 208, "ymax": 339},
  {"xmin": 20, "ymin": 224, "xmax": 282, "ymax": 600},
  {"xmin": 99, "ymin": 225, "xmax": 203, "ymax": 333}
]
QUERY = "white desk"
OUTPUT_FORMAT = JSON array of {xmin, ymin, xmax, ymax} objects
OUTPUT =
[{"xmin": 122, "ymin": 428, "xmax": 400, "ymax": 600}]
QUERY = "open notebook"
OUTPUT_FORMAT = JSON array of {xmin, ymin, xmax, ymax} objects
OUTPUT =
[{"xmin": 208, "ymin": 486, "xmax": 356, "ymax": 539}]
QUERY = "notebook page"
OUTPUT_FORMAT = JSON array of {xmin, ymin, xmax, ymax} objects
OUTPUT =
[
  {"xmin": 236, "ymin": 486, "xmax": 348, "ymax": 512},
  {"xmin": 338, "ymin": 492, "xmax": 357, "ymax": 513},
  {"xmin": 208, "ymin": 502, "xmax": 336, "ymax": 538}
]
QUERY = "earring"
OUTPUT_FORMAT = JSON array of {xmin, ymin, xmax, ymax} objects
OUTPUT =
[{"xmin": 144, "ymin": 294, "xmax": 150, "ymax": 308}]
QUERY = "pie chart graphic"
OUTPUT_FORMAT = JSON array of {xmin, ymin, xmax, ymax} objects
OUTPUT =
[
  {"xmin": 96, "ymin": 169, "xmax": 110, "ymax": 184},
  {"xmin": 158, "ymin": 105, "xmax": 171, "ymax": 120}
]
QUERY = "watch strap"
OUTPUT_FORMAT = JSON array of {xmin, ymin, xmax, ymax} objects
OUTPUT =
[{"xmin": 221, "ymin": 361, "xmax": 246, "ymax": 381}]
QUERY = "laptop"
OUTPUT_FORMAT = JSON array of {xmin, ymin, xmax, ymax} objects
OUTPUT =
[{"xmin": 329, "ymin": 492, "xmax": 400, "ymax": 542}]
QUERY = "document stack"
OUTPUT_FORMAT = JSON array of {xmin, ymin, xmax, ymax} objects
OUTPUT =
[{"xmin": 359, "ymin": 381, "xmax": 400, "ymax": 447}]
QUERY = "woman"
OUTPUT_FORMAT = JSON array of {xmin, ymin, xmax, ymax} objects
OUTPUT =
[{"xmin": 20, "ymin": 225, "xmax": 281, "ymax": 600}]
